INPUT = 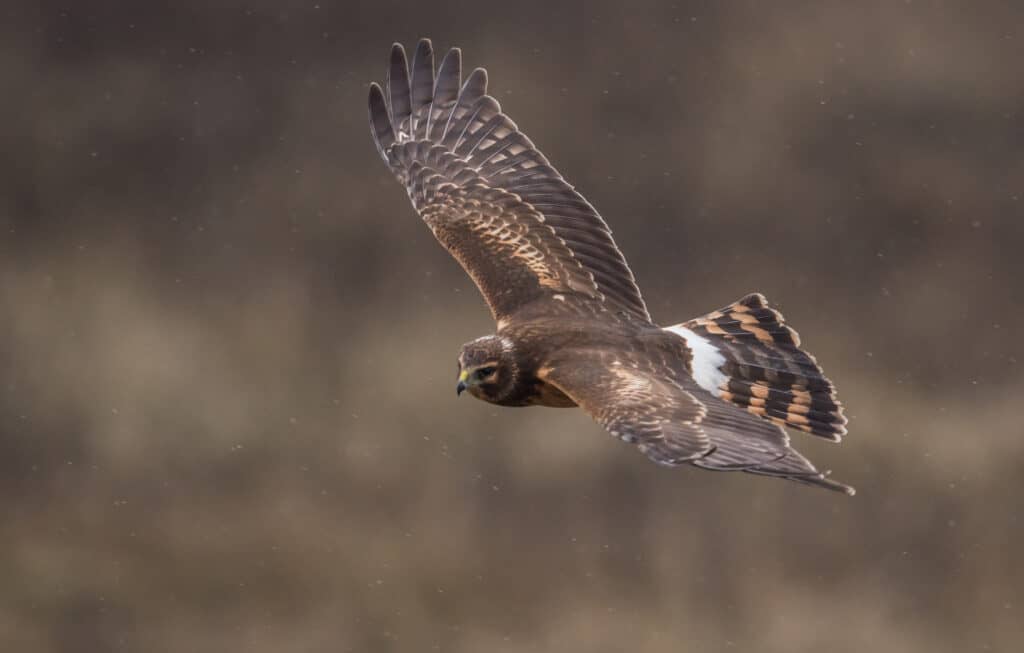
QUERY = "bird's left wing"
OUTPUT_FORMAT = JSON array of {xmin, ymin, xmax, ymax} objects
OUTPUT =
[{"xmin": 368, "ymin": 39, "xmax": 650, "ymax": 326}]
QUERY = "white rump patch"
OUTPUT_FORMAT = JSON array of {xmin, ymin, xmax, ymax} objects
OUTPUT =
[{"xmin": 664, "ymin": 325, "xmax": 728, "ymax": 396}]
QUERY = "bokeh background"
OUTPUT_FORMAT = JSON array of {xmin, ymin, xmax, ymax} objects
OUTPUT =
[{"xmin": 2, "ymin": 1, "xmax": 1022, "ymax": 651}]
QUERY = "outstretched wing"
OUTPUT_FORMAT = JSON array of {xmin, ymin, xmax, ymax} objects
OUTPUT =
[
  {"xmin": 541, "ymin": 349, "xmax": 855, "ymax": 494},
  {"xmin": 368, "ymin": 39, "xmax": 650, "ymax": 325}
]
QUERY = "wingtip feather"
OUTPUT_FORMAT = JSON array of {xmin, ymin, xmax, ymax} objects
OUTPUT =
[
  {"xmin": 410, "ymin": 39, "xmax": 436, "ymax": 139},
  {"xmin": 367, "ymin": 82, "xmax": 394, "ymax": 156},
  {"xmin": 388, "ymin": 42, "xmax": 407, "ymax": 71},
  {"xmin": 436, "ymin": 47, "xmax": 462, "ymax": 87},
  {"xmin": 470, "ymin": 66, "xmax": 488, "ymax": 91},
  {"xmin": 427, "ymin": 47, "xmax": 463, "ymax": 140},
  {"xmin": 387, "ymin": 43, "xmax": 412, "ymax": 137},
  {"xmin": 807, "ymin": 470, "xmax": 857, "ymax": 495}
]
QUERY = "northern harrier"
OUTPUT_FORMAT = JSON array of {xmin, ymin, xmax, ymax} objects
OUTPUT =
[{"xmin": 368, "ymin": 39, "xmax": 854, "ymax": 494}]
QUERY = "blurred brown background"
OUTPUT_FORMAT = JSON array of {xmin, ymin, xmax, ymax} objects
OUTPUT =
[{"xmin": 1, "ymin": 1, "xmax": 1022, "ymax": 651}]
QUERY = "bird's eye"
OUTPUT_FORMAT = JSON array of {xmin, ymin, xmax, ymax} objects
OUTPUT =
[{"xmin": 477, "ymin": 366, "xmax": 497, "ymax": 379}]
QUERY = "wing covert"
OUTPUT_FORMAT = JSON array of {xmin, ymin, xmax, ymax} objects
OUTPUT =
[{"xmin": 539, "ymin": 351, "xmax": 713, "ymax": 465}]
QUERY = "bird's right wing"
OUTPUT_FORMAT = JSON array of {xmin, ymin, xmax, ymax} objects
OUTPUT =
[
  {"xmin": 368, "ymin": 39, "xmax": 651, "ymax": 326},
  {"xmin": 538, "ymin": 350, "xmax": 714, "ymax": 465},
  {"xmin": 540, "ymin": 349, "xmax": 855, "ymax": 494}
]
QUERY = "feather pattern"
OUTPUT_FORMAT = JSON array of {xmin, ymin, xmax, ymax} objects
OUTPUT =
[
  {"xmin": 686, "ymin": 381, "xmax": 854, "ymax": 494},
  {"xmin": 680, "ymin": 293, "xmax": 848, "ymax": 441},
  {"xmin": 539, "ymin": 349, "xmax": 712, "ymax": 465},
  {"xmin": 386, "ymin": 44, "xmax": 412, "ymax": 141},
  {"xmin": 538, "ymin": 345, "xmax": 853, "ymax": 494},
  {"xmin": 425, "ymin": 48, "xmax": 461, "ymax": 141},
  {"xmin": 409, "ymin": 39, "xmax": 435, "ymax": 140},
  {"xmin": 368, "ymin": 39, "xmax": 650, "ymax": 324}
]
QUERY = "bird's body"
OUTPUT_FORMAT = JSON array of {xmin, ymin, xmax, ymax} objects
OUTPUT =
[
  {"xmin": 368, "ymin": 39, "xmax": 854, "ymax": 494},
  {"xmin": 472, "ymin": 312, "xmax": 681, "ymax": 408}
]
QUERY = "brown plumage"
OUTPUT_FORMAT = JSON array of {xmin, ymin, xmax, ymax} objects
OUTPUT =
[{"xmin": 369, "ymin": 39, "xmax": 854, "ymax": 495}]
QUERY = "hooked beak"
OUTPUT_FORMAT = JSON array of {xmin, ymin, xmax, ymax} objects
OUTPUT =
[{"xmin": 456, "ymin": 370, "xmax": 468, "ymax": 396}]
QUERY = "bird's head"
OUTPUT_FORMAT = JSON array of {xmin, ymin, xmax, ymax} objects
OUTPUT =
[{"xmin": 456, "ymin": 335, "xmax": 518, "ymax": 403}]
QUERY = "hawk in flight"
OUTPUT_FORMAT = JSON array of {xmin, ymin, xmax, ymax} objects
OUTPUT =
[{"xmin": 368, "ymin": 40, "xmax": 854, "ymax": 494}]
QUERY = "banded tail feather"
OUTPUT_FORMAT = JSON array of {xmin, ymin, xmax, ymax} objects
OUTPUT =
[{"xmin": 666, "ymin": 293, "xmax": 848, "ymax": 441}]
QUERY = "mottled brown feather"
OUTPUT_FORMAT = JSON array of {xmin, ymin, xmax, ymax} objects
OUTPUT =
[
  {"xmin": 368, "ymin": 39, "xmax": 650, "ymax": 324},
  {"xmin": 538, "ymin": 350, "xmax": 712, "ymax": 465}
]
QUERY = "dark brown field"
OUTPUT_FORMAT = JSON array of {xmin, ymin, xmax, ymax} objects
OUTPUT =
[{"xmin": 2, "ymin": 1, "xmax": 1022, "ymax": 651}]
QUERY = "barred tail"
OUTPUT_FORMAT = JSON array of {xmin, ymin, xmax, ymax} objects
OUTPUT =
[{"xmin": 667, "ymin": 293, "xmax": 848, "ymax": 441}]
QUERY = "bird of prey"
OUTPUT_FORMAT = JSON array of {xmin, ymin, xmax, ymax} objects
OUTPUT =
[{"xmin": 368, "ymin": 39, "xmax": 854, "ymax": 495}]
